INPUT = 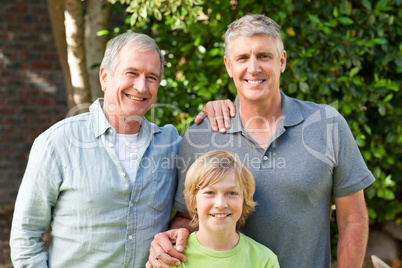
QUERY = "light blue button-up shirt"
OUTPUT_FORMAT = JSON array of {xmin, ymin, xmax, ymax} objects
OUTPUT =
[{"xmin": 10, "ymin": 99, "xmax": 182, "ymax": 268}]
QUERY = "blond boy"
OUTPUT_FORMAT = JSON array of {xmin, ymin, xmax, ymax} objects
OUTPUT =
[{"xmin": 168, "ymin": 150, "xmax": 279, "ymax": 267}]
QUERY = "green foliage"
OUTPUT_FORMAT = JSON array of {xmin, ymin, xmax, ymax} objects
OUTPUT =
[
  {"xmin": 108, "ymin": 0, "xmax": 205, "ymax": 30},
  {"xmin": 111, "ymin": 0, "xmax": 402, "ymax": 246}
]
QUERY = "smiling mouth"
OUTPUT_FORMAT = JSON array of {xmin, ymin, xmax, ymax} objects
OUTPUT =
[
  {"xmin": 245, "ymin": 80, "xmax": 264, "ymax": 84},
  {"xmin": 126, "ymin": 94, "xmax": 144, "ymax": 101},
  {"xmin": 210, "ymin": 214, "xmax": 231, "ymax": 219}
]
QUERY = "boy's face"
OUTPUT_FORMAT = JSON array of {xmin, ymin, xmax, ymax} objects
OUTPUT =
[{"xmin": 194, "ymin": 171, "xmax": 243, "ymax": 234}]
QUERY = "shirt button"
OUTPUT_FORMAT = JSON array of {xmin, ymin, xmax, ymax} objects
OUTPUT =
[
  {"xmin": 130, "ymin": 203, "xmax": 134, "ymax": 207},
  {"xmin": 109, "ymin": 129, "xmax": 114, "ymax": 134},
  {"xmin": 263, "ymin": 156, "xmax": 268, "ymax": 160},
  {"xmin": 128, "ymin": 235, "xmax": 133, "ymax": 240},
  {"xmin": 121, "ymin": 173, "xmax": 126, "ymax": 177}
]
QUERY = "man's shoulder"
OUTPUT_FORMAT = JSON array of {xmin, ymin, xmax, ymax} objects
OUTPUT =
[
  {"xmin": 37, "ymin": 112, "xmax": 91, "ymax": 141},
  {"xmin": 146, "ymin": 122, "xmax": 182, "ymax": 150},
  {"xmin": 287, "ymin": 95, "xmax": 342, "ymax": 122},
  {"xmin": 151, "ymin": 122, "xmax": 181, "ymax": 137},
  {"xmin": 181, "ymin": 120, "xmax": 217, "ymax": 147}
]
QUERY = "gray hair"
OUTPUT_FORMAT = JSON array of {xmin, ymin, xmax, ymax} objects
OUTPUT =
[
  {"xmin": 100, "ymin": 32, "xmax": 164, "ymax": 79},
  {"xmin": 223, "ymin": 14, "xmax": 284, "ymax": 58}
]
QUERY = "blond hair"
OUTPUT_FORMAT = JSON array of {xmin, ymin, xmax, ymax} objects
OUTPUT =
[{"xmin": 184, "ymin": 150, "xmax": 256, "ymax": 229}]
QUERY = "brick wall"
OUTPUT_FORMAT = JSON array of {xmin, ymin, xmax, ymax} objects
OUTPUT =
[{"xmin": 0, "ymin": 0, "xmax": 67, "ymax": 204}]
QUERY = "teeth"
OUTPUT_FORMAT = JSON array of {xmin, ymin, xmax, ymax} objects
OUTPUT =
[
  {"xmin": 127, "ymin": 94, "xmax": 144, "ymax": 101},
  {"xmin": 212, "ymin": 214, "xmax": 229, "ymax": 218},
  {"xmin": 247, "ymin": 80, "xmax": 263, "ymax": 84}
]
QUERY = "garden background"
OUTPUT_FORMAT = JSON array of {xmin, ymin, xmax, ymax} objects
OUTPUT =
[{"xmin": 0, "ymin": 0, "xmax": 401, "ymax": 266}]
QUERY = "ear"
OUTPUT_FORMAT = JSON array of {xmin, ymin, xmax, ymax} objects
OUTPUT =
[
  {"xmin": 224, "ymin": 56, "xmax": 233, "ymax": 78},
  {"xmin": 192, "ymin": 197, "xmax": 197, "ymax": 210},
  {"xmin": 99, "ymin": 67, "xmax": 108, "ymax": 92},
  {"xmin": 280, "ymin": 50, "xmax": 287, "ymax": 73}
]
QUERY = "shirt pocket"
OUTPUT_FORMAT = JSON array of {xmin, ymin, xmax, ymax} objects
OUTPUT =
[{"xmin": 148, "ymin": 168, "xmax": 177, "ymax": 211}]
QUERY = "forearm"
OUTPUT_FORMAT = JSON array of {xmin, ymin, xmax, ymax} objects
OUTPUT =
[
  {"xmin": 335, "ymin": 191, "xmax": 369, "ymax": 268},
  {"xmin": 169, "ymin": 212, "xmax": 197, "ymax": 233},
  {"xmin": 336, "ymin": 219, "xmax": 368, "ymax": 268}
]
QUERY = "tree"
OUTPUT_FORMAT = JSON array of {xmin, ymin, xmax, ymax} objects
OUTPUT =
[{"xmin": 47, "ymin": 0, "xmax": 110, "ymax": 114}]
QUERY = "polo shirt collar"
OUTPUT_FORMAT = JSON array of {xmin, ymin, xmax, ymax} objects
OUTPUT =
[
  {"xmin": 280, "ymin": 90, "xmax": 304, "ymax": 127},
  {"xmin": 226, "ymin": 90, "xmax": 304, "ymax": 134}
]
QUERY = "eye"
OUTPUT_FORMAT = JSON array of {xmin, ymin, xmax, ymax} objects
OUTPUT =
[
  {"xmin": 237, "ymin": 57, "xmax": 247, "ymax": 62},
  {"xmin": 260, "ymin": 54, "xmax": 272, "ymax": 60},
  {"xmin": 228, "ymin": 191, "xmax": 238, "ymax": 196},
  {"xmin": 147, "ymin": 76, "xmax": 158, "ymax": 81}
]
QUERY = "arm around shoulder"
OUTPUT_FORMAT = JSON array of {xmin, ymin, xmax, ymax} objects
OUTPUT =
[{"xmin": 147, "ymin": 212, "xmax": 193, "ymax": 268}]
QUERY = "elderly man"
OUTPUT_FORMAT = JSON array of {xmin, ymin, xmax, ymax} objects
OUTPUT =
[
  {"xmin": 10, "ymin": 33, "xmax": 230, "ymax": 268},
  {"xmin": 148, "ymin": 14, "xmax": 375, "ymax": 268}
]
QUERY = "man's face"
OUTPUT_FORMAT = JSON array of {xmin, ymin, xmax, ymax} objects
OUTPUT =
[
  {"xmin": 100, "ymin": 42, "xmax": 161, "ymax": 119},
  {"xmin": 224, "ymin": 35, "xmax": 286, "ymax": 105}
]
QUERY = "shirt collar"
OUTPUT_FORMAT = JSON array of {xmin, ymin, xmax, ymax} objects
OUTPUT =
[
  {"xmin": 90, "ymin": 98, "xmax": 161, "ymax": 138},
  {"xmin": 280, "ymin": 90, "xmax": 304, "ymax": 127},
  {"xmin": 226, "ymin": 90, "xmax": 304, "ymax": 134}
]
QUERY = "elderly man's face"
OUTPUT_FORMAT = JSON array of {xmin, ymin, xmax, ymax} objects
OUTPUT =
[
  {"xmin": 100, "ymin": 42, "xmax": 161, "ymax": 119},
  {"xmin": 224, "ymin": 35, "xmax": 286, "ymax": 105}
]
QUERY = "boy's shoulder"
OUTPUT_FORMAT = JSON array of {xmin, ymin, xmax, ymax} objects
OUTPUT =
[{"xmin": 239, "ymin": 232, "xmax": 277, "ymax": 255}]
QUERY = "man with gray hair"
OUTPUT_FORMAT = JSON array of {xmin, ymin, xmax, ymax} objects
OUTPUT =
[
  {"xmin": 148, "ymin": 14, "xmax": 375, "ymax": 268},
  {"xmin": 10, "ymin": 32, "xmax": 230, "ymax": 267}
]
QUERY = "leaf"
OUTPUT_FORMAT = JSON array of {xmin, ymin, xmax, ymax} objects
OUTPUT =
[
  {"xmin": 130, "ymin": 13, "xmax": 138, "ymax": 25},
  {"xmin": 339, "ymin": 16, "xmax": 354, "ymax": 25},
  {"xmin": 362, "ymin": 0, "xmax": 372, "ymax": 11},
  {"xmin": 367, "ymin": 207, "xmax": 377, "ymax": 218},
  {"xmin": 384, "ymin": 189, "xmax": 395, "ymax": 200},
  {"xmin": 349, "ymin": 67, "xmax": 360, "ymax": 77},
  {"xmin": 286, "ymin": 27, "xmax": 296, "ymax": 37},
  {"xmin": 363, "ymin": 124, "xmax": 372, "ymax": 135},
  {"xmin": 96, "ymin": 30, "xmax": 109, "ymax": 36},
  {"xmin": 139, "ymin": 5, "xmax": 147, "ymax": 18},
  {"xmin": 378, "ymin": 104, "xmax": 386, "ymax": 116},
  {"xmin": 383, "ymin": 93, "xmax": 393, "ymax": 103},
  {"xmin": 208, "ymin": 48, "xmax": 221, "ymax": 57},
  {"xmin": 384, "ymin": 175, "xmax": 395, "ymax": 187},
  {"xmin": 373, "ymin": 38, "xmax": 387, "ymax": 45},
  {"xmin": 308, "ymin": 14, "xmax": 321, "ymax": 24},
  {"xmin": 299, "ymin": 81, "xmax": 309, "ymax": 93},
  {"xmin": 154, "ymin": 9, "xmax": 162, "ymax": 20}
]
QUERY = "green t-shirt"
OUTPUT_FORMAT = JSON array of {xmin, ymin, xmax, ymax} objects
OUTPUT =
[{"xmin": 169, "ymin": 232, "xmax": 279, "ymax": 268}]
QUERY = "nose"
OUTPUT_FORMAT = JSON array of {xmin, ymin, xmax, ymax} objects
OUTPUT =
[
  {"xmin": 134, "ymin": 76, "xmax": 147, "ymax": 93},
  {"xmin": 248, "ymin": 56, "xmax": 261, "ymax": 74},
  {"xmin": 214, "ymin": 194, "xmax": 228, "ymax": 209}
]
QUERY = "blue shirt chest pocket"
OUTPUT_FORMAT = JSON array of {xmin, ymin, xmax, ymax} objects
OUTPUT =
[{"xmin": 148, "ymin": 168, "xmax": 177, "ymax": 211}]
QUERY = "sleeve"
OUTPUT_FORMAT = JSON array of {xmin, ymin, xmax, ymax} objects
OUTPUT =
[
  {"xmin": 331, "ymin": 108, "xmax": 375, "ymax": 197},
  {"xmin": 173, "ymin": 130, "xmax": 196, "ymax": 213},
  {"xmin": 10, "ymin": 134, "xmax": 62, "ymax": 268},
  {"xmin": 267, "ymin": 255, "xmax": 280, "ymax": 268},
  {"xmin": 173, "ymin": 122, "xmax": 211, "ymax": 213}
]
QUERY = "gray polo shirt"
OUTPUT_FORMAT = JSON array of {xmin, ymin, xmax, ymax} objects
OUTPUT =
[{"xmin": 174, "ymin": 91, "xmax": 375, "ymax": 268}]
